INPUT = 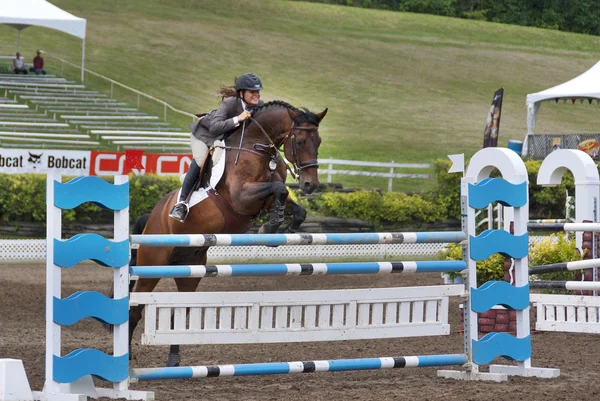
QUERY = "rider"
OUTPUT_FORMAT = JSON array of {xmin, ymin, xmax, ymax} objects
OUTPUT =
[{"xmin": 169, "ymin": 73, "xmax": 265, "ymax": 222}]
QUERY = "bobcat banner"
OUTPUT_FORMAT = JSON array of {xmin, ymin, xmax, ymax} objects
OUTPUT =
[{"xmin": 482, "ymin": 87, "xmax": 504, "ymax": 148}]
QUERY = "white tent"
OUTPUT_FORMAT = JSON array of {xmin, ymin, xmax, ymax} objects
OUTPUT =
[
  {"xmin": 0, "ymin": 0, "xmax": 87, "ymax": 81},
  {"xmin": 524, "ymin": 61, "xmax": 600, "ymax": 155}
]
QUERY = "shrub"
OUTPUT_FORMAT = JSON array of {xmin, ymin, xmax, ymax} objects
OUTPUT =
[{"xmin": 529, "ymin": 234, "xmax": 581, "ymax": 282}]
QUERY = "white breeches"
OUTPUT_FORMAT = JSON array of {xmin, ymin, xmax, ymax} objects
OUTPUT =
[{"xmin": 190, "ymin": 134, "xmax": 209, "ymax": 166}]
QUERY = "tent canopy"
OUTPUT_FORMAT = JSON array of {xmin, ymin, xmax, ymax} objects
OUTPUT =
[
  {"xmin": 0, "ymin": 0, "xmax": 86, "ymax": 39},
  {"xmin": 523, "ymin": 61, "xmax": 600, "ymax": 155},
  {"xmin": 527, "ymin": 61, "xmax": 600, "ymax": 106}
]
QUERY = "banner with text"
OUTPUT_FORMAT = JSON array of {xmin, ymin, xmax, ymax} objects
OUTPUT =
[
  {"xmin": 0, "ymin": 148, "xmax": 90, "ymax": 175},
  {"xmin": 0, "ymin": 148, "xmax": 193, "ymax": 176}
]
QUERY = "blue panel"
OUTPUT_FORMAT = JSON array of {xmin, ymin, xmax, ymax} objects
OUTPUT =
[
  {"xmin": 231, "ymin": 264, "xmax": 291, "ymax": 276},
  {"xmin": 415, "ymin": 232, "xmax": 467, "ymax": 243},
  {"xmin": 470, "ymin": 230, "xmax": 528, "ymax": 260},
  {"xmin": 234, "ymin": 362, "xmax": 291, "ymax": 376},
  {"xmin": 323, "ymin": 233, "xmax": 381, "ymax": 244},
  {"xmin": 54, "ymin": 234, "xmax": 129, "ymax": 268},
  {"xmin": 325, "ymin": 262, "xmax": 381, "ymax": 274},
  {"xmin": 229, "ymin": 233, "xmax": 289, "ymax": 246},
  {"xmin": 468, "ymin": 179, "xmax": 527, "ymax": 209},
  {"xmin": 54, "ymin": 177, "xmax": 129, "ymax": 211},
  {"xmin": 327, "ymin": 358, "xmax": 383, "ymax": 371},
  {"xmin": 417, "ymin": 354, "xmax": 468, "ymax": 367},
  {"xmin": 130, "ymin": 367, "xmax": 193, "ymax": 381},
  {"xmin": 415, "ymin": 261, "xmax": 467, "ymax": 273},
  {"xmin": 54, "ymin": 291, "xmax": 128, "ymax": 326},
  {"xmin": 130, "ymin": 266, "xmax": 193, "ymax": 278},
  {"xmin": 471, "ymin": 282, "xmax": 530, "ymax": 313},
  {"xmin": 472, "ymin": 333, "xmax": 531, "ymax": 365},
  {"xmin": 53, "ymin": 349, "xmax": 128, "ymax": 383}
]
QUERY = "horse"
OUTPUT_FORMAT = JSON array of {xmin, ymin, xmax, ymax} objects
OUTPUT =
[{"xmin": 129, "ymin": 100, "xmax": 327, "ymax": 366}]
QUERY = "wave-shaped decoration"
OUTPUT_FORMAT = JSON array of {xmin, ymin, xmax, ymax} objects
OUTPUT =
[
  {"xmin": 54, "ymin": 234, "xmax": 129, "ymax": 268},
  {"xmin": 53, "ymin": 349, "xmax": 128, "ymax": 383},
  {"xmin": 468, "ymin": 178, "xmax": 527, "ymax": 209},
  {"xmin": 54, "ymin": 177, "xmax": 129, "ymax": 210},
  {"xmin": 53, "ymin": 291, "xmax": 128, "ymax": 326},
  {"xmin": 472, "ymin": 332, "xmax": 531, "ymax": 365},
  {"xmin": 470, "ymin": 230, "xmax": 528, "ymax": 260},
  {"xmin": 471, "ymin": 281, "xmax": 530, "ymax": 313}
]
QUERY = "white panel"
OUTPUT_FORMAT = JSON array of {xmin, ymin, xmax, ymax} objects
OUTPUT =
[
  {"xmin": 304, "ymin": 305, "xmax": 317, "ymax": 328},
  {"xmin": 275, "ymin": 306, "xmax": 288, "ymax": 329},
  {"xmin": 332, "ymin": 304, "xmax": 345, "ymax": 327},
  {"xmin": 547, "ymin": 305, "xmax": 556, "ymax": 322},
  {"xmin": 398, "ymin": 301, "xmax": 411, "ymax": 324},
  {"xmin": 204, "ymin": 307, "xmax": 217, "ymax": 330},
  {"xmin": 144, "ymin": 305, "xmax": 157, "ymax": 335},
  {"xmin": 590, "ymin": 307, "xmax": 598, "ymax": 323},
  {"xmin": 260, "ymin": 306, "xmax": 274, "ymax": 329},
  {"xmin": 158, "ymin": 307, "xmax": 171, "ymax": 331},
  {"xmin": 219, "ymin": 307, "xmax": 232, "ymax": 330},
  {"xmin": 290, "ymin": 306, "xmax": 303, "ymax": 328},
  {"xmin": 385, "ymin": 302, "xmax": 397, "ymax": 325},
  {"xmin": 234, "ymin": 307, "xmax": 247, "ymax": 329},
  {"xmin": 357, "ymin": 304, "xmax": 370, "ymax": 327},
  {"xmin": 412, "ymin": 301, "xmax": 425, "ymax": 323},
  {"xmin": 566, "ymin": 306, "xmax": 576, "ymax": 322},
  {"xmin": 318, "ymin": 305, "xmax": 330, "ymax": 327},
  {"xmin": 173, "ymin": 307, "xmax": 186, "ymax": 331},
  {"xmin": 371, "ymin": 303, "xmax": 383, "ymax": 325},
  {"xmin": 577, "ymin": 306, "xmax": 587, "ymax": 323},
  {"xmin": 425, "ymin": 300, "xmax": 439, "ymax": 323},
  {"xmin": 189, "ymin": 308, "xmax": 201, "ymax": 331}
]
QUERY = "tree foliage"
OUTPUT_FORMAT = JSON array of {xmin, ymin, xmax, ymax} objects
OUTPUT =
[{"xmin": 298, "ymin": 0, "xmax": 600, "ymax": 35}]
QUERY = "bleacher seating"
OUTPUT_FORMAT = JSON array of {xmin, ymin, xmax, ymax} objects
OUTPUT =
[{"xmin": 0, "ymin": 72, "xmax": 189, "ymax": 152}]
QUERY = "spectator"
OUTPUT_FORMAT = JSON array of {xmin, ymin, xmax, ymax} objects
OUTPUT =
[
  {"xmin": 12, "ymin": 52, "xmax": 27, "ymax": 74},
  {"xmin": 29, "ymin": 49, "xmax": 46, "ymax": 75}
]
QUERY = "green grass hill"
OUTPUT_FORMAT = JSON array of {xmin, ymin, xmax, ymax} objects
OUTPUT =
[{"xmin": 2, "ymin": 0, "xmax": 600, "ymax": 190}]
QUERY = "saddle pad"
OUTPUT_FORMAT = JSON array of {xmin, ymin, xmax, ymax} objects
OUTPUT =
[{"xmin": 178, "ymin": 140, "xmax": 227, "ymax": 209}]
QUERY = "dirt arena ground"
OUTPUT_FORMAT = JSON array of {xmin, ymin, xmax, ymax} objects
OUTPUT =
[{"xmin": 2, "ymin": 263, "xmax": 600, "ymax": 401}]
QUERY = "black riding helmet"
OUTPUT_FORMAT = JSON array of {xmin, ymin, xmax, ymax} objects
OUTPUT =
[{"xmin": 235, "ymin": 73, "xmax": 264, "ymax": 91}]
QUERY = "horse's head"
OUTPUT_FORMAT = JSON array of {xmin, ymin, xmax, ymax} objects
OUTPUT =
[{"xmin": 284, "ymin": 107, "xmax": 328, "ymax": 194}]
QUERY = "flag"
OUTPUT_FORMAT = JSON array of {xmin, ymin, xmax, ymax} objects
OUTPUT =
[
  {"xmin": 482, "ymin": 88, "xmax": 504, "ymax": 148},
  {"xmin": 124, "ymin": 149, "xmax": 145, "ymax": 173}
]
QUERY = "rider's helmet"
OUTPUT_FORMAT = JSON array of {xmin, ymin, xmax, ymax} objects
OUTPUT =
[{"xmin": 234, "ymin": 73, "xmax": 264, "ymax": 91}]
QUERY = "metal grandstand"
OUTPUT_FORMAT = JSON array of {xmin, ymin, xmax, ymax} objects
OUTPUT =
[{"xmin": 0, "ymin": 72, "xmax": 193, "ymax": 153}]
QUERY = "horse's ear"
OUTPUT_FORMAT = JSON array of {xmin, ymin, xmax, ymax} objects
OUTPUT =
[
  {"xmin": 316, "ymin": 108, "xmax": 328, "ymax": 122},
  {"xmin": 287, "ymin": 107, "xmax": 298, "ymax": 122}
]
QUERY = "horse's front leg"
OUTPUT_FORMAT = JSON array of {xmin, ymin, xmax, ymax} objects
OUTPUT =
[
  {"xmin": 281, "ymin": 197, "xmax": 306, "ymax": 233},
  {"xmin": 236, "ymin": 181, "xmax": 288, "ymax": 234}
]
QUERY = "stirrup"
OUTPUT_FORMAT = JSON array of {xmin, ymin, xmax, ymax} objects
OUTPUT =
[{"xmin": 169, "ymin": 201, "xmax": 189, "ymax": 223}]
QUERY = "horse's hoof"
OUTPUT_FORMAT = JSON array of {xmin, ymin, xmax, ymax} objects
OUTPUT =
[{"xmin": 166, "ymin": 353, "xmax": 181, "ymax": 367}]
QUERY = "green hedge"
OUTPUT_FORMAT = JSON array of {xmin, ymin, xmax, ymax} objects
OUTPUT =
[
  {"xmin": 0, "ymin": 174, "xmax": 181, "ymax": 226},
  {"xmin": 0, "ymin": 157, "xmax": 584, "ymax": 228}
]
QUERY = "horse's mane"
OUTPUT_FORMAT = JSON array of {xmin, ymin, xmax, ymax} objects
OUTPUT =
[{"xmin": 253, "ymin": 100, "xmax": 321, "ymax": 126}]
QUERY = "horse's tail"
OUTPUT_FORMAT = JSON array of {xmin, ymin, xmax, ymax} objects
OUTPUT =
[{"xmin": 129, "ymin": 213, "xmax": 150, "ymax": 292}]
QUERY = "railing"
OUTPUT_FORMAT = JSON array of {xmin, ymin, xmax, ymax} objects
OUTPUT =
[
  {"xmin": 46, "ymin": 54, "xmax": 197, "ymax": 124},
  {"xmin": 320, "ymin": 158, "xmax": 433, "ymax": 192}
]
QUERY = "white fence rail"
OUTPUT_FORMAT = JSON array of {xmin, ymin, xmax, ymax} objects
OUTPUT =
[{"xmin": 321, "ymin": 158, "xmax": 433, "ymax": 191}]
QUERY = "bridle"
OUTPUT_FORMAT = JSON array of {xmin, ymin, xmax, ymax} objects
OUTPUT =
[{"xmin": 280, "ymin": 123, "xmax": 320, "ymax": 174}]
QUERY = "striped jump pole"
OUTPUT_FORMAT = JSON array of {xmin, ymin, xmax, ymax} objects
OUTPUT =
[
  {"xmin": 130, "ymin": 354, "xmax": 468, "ymax": 381},
  {"xmin": 130, "ymin": 260, "xmax": 467, "ymax": 279},
  {"xmin": 529, "ymin": 259, "xmax": 600, "ymax": 275},
  {"xmin": 130, "ymin": 232, "xmax": 467, "ymax": 248},
  {"xmin": 530, "ymin": 281, "xmax": 600, "ymax": 291},
  {"xmin": 563, "ymin": 223, "xmax": 600, "ymax": 232}
]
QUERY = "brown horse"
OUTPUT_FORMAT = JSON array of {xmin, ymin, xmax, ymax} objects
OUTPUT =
[{"xmin": 130, "ymin": 101, "xmax": 327, "ymax": 366}]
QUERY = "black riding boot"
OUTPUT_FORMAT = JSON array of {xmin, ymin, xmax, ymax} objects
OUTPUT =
[{"xmin": 169, "ymin": 160, "xmax": 201, "ymax": 223}]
